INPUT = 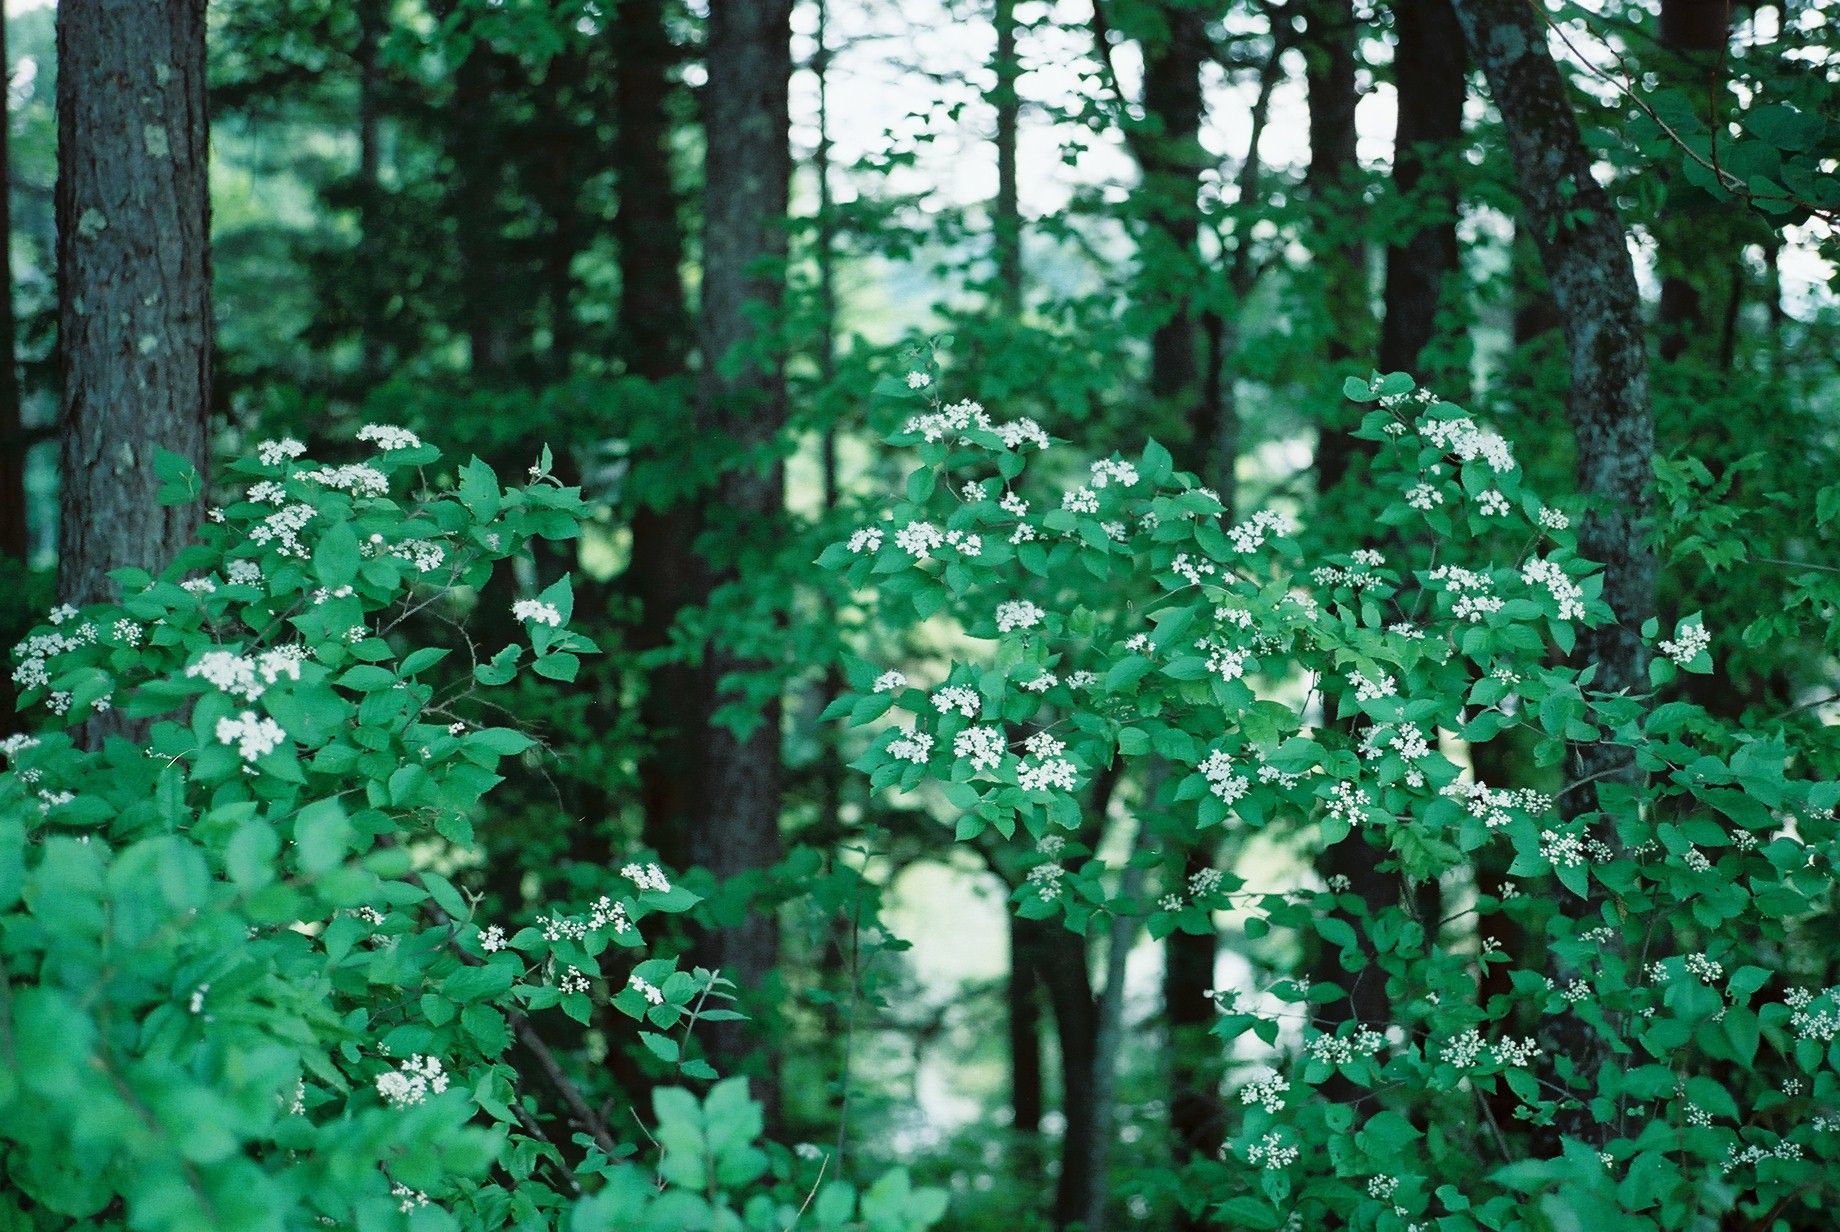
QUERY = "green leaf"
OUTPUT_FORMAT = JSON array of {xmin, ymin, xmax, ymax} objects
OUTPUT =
[{"xmin": 294, "ymin": 798, "xmax": 353, "ymax": 875}]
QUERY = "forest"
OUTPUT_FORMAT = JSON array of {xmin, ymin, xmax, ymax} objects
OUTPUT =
[{"xmin": 2, "ymin": 0, "xmax": 1839, "ymax": 1229}]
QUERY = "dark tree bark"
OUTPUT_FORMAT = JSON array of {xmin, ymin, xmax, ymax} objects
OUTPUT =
[
  {"xmin": 1137, "ymin": 4, "xmax": 1207, "ymax": 460},
  {"xmin": 1377, "ymin": 0, "xmax": 1466, "ymax": 380},
  {"xmin": 993, "ymin": 0, "xmax": 1024, "ymax": 310},
  {"xmin": 1654, "ymin": 0, "xmax": 1733, "ymax": 364},
  {"xmin": 55, "ymin": 0, "xmax": 211, "ymax": 608},
  {"xmin": 613, "ymin": 0, "xmax": 698, "ymax": 877},
  {"xmin": 353, "ymin": 0, "xmax": 386, "ymax": 380},
  {"xmin": 1454, "ymin": 0, "xmax": 1654, "ymax": 721},
  {"xmin": 1455, "ymin": 0, "xmax": 1655, "ymax": 1148},
  {"xmin": 1304, "ymin": 0, "xmax": 1372, "ymax": 493},
  {"xmin": 1034, "ymin": 918, "xmax": 1098, "ymax": 1231},
  {"xmin": 1006, "ymin": 914, "xmax": 1044, "ymax": 1140},
  {"xmin": 0, "ymin": 9, "xmax": 23, "ymax": 568},
  {"xmin": 690, "ymin": 0, "xmax": 792, "ymax": 1111}
]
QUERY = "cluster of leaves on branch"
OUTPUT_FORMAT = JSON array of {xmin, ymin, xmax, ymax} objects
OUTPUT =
[
  {"xmin": 0, "ymin": 434, "xmax": 944, "ymax": 1232},
  {"xmin": 825, "ymin": 360, "xmax": 1840, "ymax": 1230}
]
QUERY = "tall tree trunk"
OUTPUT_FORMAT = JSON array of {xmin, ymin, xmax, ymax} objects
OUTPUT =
[
  {"xmin": 1377, "ymin": 0, "xmax": 1466, "ymax": 380},
  {"xmin": 1654, "ymin": 0, "xmax": 1731, "ymax": 364},
  {"xmin": 1305, "ymin": 0, "xmax": 1372, "ymax": 493},
  {"xmin": 56, "ymin": 0, "xmax": 211, "ymax": 609},
  {"xmin": 1454, "ymin": 0, "xmax": 1655, "ymax": 1147},
  {"xmin": 1134, "ymin": 15, "xmax": 1225, "ymax": 1214},
  {"xmin": 1453, "ymin": 0, "xmax": 1654, "ymax": 738},
  {"xmin": 1035, "ymin": 918, "xmax": 1097, "ymax": 1231},
  {"xmin": 612, "ymin": 0, "xmax": 700, "ymax": 874},
  {"xmin": 692, "ymin": 0, "xmax": 792, "ymax": 1113},
  {"xmin": 0, "ymin": 10, "xmax": 24, "ymax": 571},
  {"xmin": 993, "ymin": 0, "xmax": 1023, "ymax": 310},
  {"xmin": 449, "ymin": 37, "xmax": 515, "ymax": 382},
  {"xmin": 354, "ymin": 0, "xmax": 385, "ymax": 381}
]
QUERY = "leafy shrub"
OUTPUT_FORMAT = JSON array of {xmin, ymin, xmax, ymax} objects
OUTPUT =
[
  {"xmin": 826, "ymin": 364, "xmax": 1840, "ymax": 1230},
  {"xmin": 0, "ymin": 430, "xmax": 943, "ymax": 1232}
]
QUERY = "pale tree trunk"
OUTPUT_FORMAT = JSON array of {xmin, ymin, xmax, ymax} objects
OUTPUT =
[
  {"xmin": 56, "ymin": 0, "xmax": 211, "ymax": 610},
  {"xmin": 0, "ymin": 11, "xmax": 23, "ymax": 571},
  {"xmin": 692, "ymin": 0, "xmax": 792, "ymax": 1116}
]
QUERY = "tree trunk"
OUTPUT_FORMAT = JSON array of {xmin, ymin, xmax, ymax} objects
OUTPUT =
[
  {"xmin": 1377, "ymin": 0, "xmax": 1466, "ymax": 381},
  {"xmin": 1305, "ymin": 0, "xmax": 1372, "ymax": 493},
  {"xmin": 0, "ymin": 10, "xmax": 23, "ymax": 570},
  {"xmin": 1454, "ymin": 0, "xmax": 1655, "ymax": 1147},
  {"xmin": 354, "ymin": 0, "xmax": 385, "ymax": 381},
  {"xmin": 1453, "ymin": 0, "xmax": 1654, "ymax": 728},
  {"xmin": 1034, "ymin": 918, "xmax": 1097, "ymax": 1231},
  {"xmin": 56, "ymin": 0, "xmax": 211, "ymax": 609},
  {"xmin": 610, "ymin": 0, "xmax": 700, "ymax": 874},
  {"xmin": 691, "ymin": 0, "xmax": 792, "ymax": 1114},
  {"xmin": 993, "ymin": 0, "xmax": 1023, "ymax": 310},
  {"xmin": 1654, "ymin": 0, "xmax": 1732, "ymax": 364},
  {"xmin": 1137, "ymin": 5, "xmax": 1206, "ymax": 460}
]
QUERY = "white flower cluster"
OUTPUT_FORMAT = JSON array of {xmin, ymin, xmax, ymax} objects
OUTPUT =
[
  {"xmin": 560, "ymin": 966, "xmax": 591, "ymax": 995},
  {"xmin": 995, "ymin": 599, "xmax": 1044, "ymax": 633},
  {"xmin": 847, "ymin": 527, "xmax": 883, "ymax": 554},
  {"xmin": 216, "ymin": 711, "xmax": 288, "ymax": 762},
  {"xmin": 629, "ymin": 975, "xmax": 665, "ymax": 1006},
  {"xmin": 1347, "ymin": 670, "xmax": 1397, "ymax": 702},
  {"xmin": 1537, "ymin": 506, "xmax": 1570, "ymax": 531},
  {"xmin": 1241, "ymin": 1073, "xmax": 1290, "ymax": 1114},
  {"xmin": 1089, "ymin": 458, "xmax": 1139, "ymax": 488},
  {"xmin": 1476, "ymin": 489, "xmax": 1511, "ymax": 517},
  {"xmin": 1419, "ymin": 415, "xmax": 1515, "ymax": 473},
  {"xmin": 1522, "ymin": 558, "xmax": 1586, "ymax": 622},
  {"xmin": 304, "ymin": 463, "xmax": 390, "ymax": 497},
  {"xmin": 392, "ymin": 1185, "xmax": 431, "ymax": 1214},
  {"xmin": 12, "ymin": 620, "xmax": 100, "ymax": 693},
  {"xmin": 257, "ymin": 438, "xmax": 306, "ymax": 466},
  {"xmin": 1199, "ymin": 750, "xmax": 1250, "ymax": 805},
  {"xmin": 1540, "ymin": 829, "xmax": 1588, "ymax": 868},
  {"xmin": 872, "ymin": 670, "xmax": 908, "ymax": 693},
  {"xmin": 894, "ymin": 521, "xmax": 943, "ymax": 558},
  {"xmin": 953, "ymin": 726, "xmax": 1006, "ymax": 772},
  {"xmin": 1442, "ymin": 1029, "xmax": 1541, "ymax": 1069},
  {"xmin": 906, "ymin": 370, "xmax": 931, "ymax": 389},
  {"xmin": 887, "ymin": 727, "xmax": 933, "ymax": 764},
  {"xmin": 931, "ymin": 685, "xmax": 981, "ymax": 718},
  {"xmin": 513, "ymin": 599, "xmax": 562, "ymax": 627},
  {"xmin": 376, "ymin": 1055, "xmax": 448, "ymax": 1109},
  {"xmin": 1405, "ymin": 483, "xmax": 1444, "ymax": 511},
  {"xmin": 1228, "ymin": 510, "xmax": 1295, "ymax": 554},
  {"xmin": 1189, "ymin": 867, "xmax": 1224, "ymax": 898},
  {"xmin": 1026, "ymin": 862, "xmax": 1063, "ymax": 901},
  {"xmin": 1246, "ymin": 1132, "xmax": 1299, "ymax": 1170},
  {"xmin": 1204, "ymin": 643, "xmax": 1247, "ymax": 683},
  {"xmin": 1788, "ymin": 987, "xmax": 1840, "ymax": 1042},
  {"xmin": 1723, "ymin": 1140, "xmax": 1806, "ymax": 1175},
  {"xmin": 1062, "ymin": 487, "xmax": 1100, "ymax": 514},
  {"xmin": 1017, "ymin": 732, "xmax": 1077, "ymax": 792},
  {"xmin": 479, "ymin": 925, "xmax": 508, "ymax": 953},
  {"xmin": 1325, "ymin": 781, "xmax": 1371, "ymax": 825},
  {"xmin": 1659, "ymin": 619, "xmax": 1711, "ymax": 667},
  {"xmin": 249, "ymin": 502, "xmax": 318, "ymax": 559},
  {"xmin": 185, "ymin": 646, "xmax": 304, "ymax": 702},
  {"xmin": 1304, "ymin": 1028, "xmax": 1386, "ymax": 1065},
  {"xmin": 357, "ymin": 423, "xmax": 422, "ymax": 451},
  {"xmin": 1440, "ymin": 779, "xmax": 1549, "ymax": 830},
  {"xmin": 1171, "ymin": 552, "xmax": 1216, "ymax": 586},
  {"xmin": 622, "ymin": 862, "xmax": 671, "ymax": 894}
]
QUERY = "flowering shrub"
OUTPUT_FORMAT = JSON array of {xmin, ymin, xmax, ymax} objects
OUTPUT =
[
  {"xmin": 826, "ymin": 364, "xmax": 1840, "ymax": 1229},
  {"xmin": 0, "ymin": 434, "xmax": 944, "ymax": 1231}
]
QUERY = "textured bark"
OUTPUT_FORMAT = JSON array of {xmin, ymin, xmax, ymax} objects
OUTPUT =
[
  {"xmin": 691, "ymin": 0, "xmax": 792, "ymax": 1111},
  {"xmin": 613, "ymin": 0, "xmax": 700, "ymax": 871},
  {"xmin": 1135, "ymin": 12, "xmax": 1223, "ymax": 1209},
  {"xmin": 1005, "ymin": 913, "xmax": 1045, "ymax": 1141},
  {"xmin": 1305, "ymin": 0, "xmax": 1373, "ymax": 520},
  {"xmin": 1033, "ymin": 918, "xmax": 1097, "ymax": 1232},
  {"xmin": 0, "ymin": 8, "xmax": 22, "ymax": 567},
  {"xmin": 993, "ymin": 0, "xmax": 1023, "ymax": 310},
  {"xmin": 1654, "ymin": 0, "xmax": 1733, "ymax": 364},
  {"xmin": 56, "ymin": 0, "xmax": 211, "ymax": 608},
  {"xmin": 1377, "ymin": 0, "xmax": 1466, "ymax": 380},
  {"xmin": 1454, "ymin": 0, "xmax": 1655, "ymax": 720},
  {"xmin": 1137, "ymin": 5, "xmax": 1206, "ymax": 459},
  {"xmin": 1456, "ymin": 0, "xmax": 1655, "ymax": 1148}
]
